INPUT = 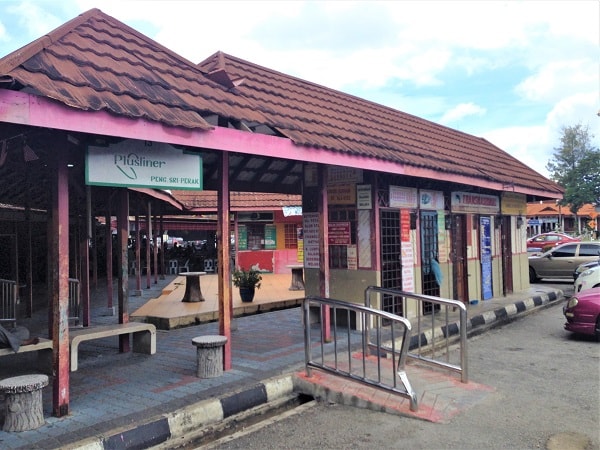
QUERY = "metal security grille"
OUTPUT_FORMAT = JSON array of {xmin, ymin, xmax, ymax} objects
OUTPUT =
[
  {"xmin": 380, "ymin": 209, "xmax": 403, "ymax": 317},
  {"xmin": 420, "ymin": 211, "xmax": 440, "ymax": 314},
  {"xmin": 284, "ymin": 224, "xmax": 298, "ymax": 249}
]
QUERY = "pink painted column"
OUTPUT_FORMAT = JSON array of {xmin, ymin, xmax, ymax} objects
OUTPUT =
[
  {"xmin": 51, "ymin": 138, "xmax": 70, "ymax": 417},
  {"xmin": 146, "ymin": 202, "xmax": 151, "ymax": 289},
  {"xmin": 105, "ymin": 209, "xmax": 113, "ymax": 309},
  {"xmin": 318, "ymin": 165, "xmax": 331, "ymax": 342},
  {"xmin": 218, "ymin": 152, "xmax": 232, "ymax": 370},
  {"xmin": 117, "ymin": 189, "xmax": 130, "ymax": 353},
  {"xmin": 80, "ymin": 186, "xmax": 91, "ymax": 327},
  {"xmin": 135, "ymin": 215, "xmax": 142, "ymax": 294}
]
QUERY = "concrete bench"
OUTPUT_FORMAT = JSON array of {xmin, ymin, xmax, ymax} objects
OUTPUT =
[
  {"xmin": 0, "ymin": 338, "xmax": 53, "ymax": 358},
  {"xmin": 0, "ymin": 338, "xmax": 53, "ymax": 373},
  {"xmin": 69, "ymin": 322, "xmax": 156, "ymax": 372}
]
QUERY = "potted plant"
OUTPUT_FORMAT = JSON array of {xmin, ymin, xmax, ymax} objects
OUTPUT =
[{"xmin": 232, "ymin": 267, "xmax": 262, "ymax": 302}]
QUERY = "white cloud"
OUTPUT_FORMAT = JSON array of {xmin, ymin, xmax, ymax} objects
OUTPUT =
[
  {"xmin": 516, "ymin": 59, "xmax": 598, "ymax": 103},
  {"xmin": 483, "ymin": 125, "xmax": 552, "ymax": 177},
  {"xmin": 2, "ymin": 0, "xmax": 598, "ymax": 182},
  {"xmin": 440, "ymin": 103, "xmax": 487, "ymax": 125}
]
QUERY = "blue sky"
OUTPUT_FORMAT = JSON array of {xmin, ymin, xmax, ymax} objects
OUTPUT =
[{"xmin": 0, "ymin": 0, "xmax": 598, "ymax": 178}]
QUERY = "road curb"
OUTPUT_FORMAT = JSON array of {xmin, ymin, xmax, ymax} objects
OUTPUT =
[
  {"xmin": 67, "ymin": 289, "xmax": 564, "ymax": 449},
  {"xmin": 406, "ymin": 289, "xmax": 564, "ymax": 350},
  {"xmin": 68, "ymin": 375, "xmax": 295, "ymax": 450}
]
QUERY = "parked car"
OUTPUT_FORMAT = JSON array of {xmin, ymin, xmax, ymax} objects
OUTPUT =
[
  {"xmin": 529, "ymin": 242, "xmax": 600, "ymax": 282},
  {"xmin": 574, "ymin": 265, "xmax": 600, "ymax": 293},
  {"xmin": 573, "ymin": 258, "xmax": 600, "ymax": 280},
  {"xmin": 563, "ymin": 286, "xmax": 600, "ymax": 340},
  {"xmin": 526, "ymin": 232, "xmax": 580, "ymax": 251}
]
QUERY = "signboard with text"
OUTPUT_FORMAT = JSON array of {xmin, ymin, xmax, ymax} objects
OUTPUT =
[
  {"xmin": 451, "ymin": 191, "xmax": 499, "ymax": 214},
  {"xmin": 86, "ymin": 140, "xmax": 202, "ymax": 190},
  {"xmin": 328, "ymin": 222, "xmax": 351, "ymax": 245}
]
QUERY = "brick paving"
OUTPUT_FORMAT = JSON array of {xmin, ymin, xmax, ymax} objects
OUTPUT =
[{"xmin": 0, "ymin": 274, "xmax": 564, "ymax": 449}]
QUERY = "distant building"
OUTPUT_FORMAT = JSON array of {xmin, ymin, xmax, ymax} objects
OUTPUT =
[{"xmin": 526, "ymin": 200, "xmax": 599, "ymax": 237}]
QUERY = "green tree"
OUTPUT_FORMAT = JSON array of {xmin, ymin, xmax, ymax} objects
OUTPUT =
[{"xmin": 546, "ymin": 123, "xmax": 600, "ymax": 232}]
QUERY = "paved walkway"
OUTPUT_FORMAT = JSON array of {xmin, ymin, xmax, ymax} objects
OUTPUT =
[{"xmin": 0, "ymin": 273, "xmax": 565, "ymax": 450}]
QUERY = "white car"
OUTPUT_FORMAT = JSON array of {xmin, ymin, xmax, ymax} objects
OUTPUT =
[{"xmin": 574, "ymin": 265, "xmax": 600, "ymax": 294}]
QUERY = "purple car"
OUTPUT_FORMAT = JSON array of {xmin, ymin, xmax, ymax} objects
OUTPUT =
[{"xmin": 563, "ymin": 287, "xmax": 600, "ymax": 340}]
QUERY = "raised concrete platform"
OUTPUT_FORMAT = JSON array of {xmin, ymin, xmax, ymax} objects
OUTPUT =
[
  {"xmin": 131, "ymin": 273, "xmax": 305, "ymax": 330},
  {"xmin": 294, "ymin": 355, "xmax": 495, "ymax": 424}
]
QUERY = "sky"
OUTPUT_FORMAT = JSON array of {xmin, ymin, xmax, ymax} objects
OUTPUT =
[{"xmin": 0, "ymin": 0, "xmax": 598, "ymax": 178}]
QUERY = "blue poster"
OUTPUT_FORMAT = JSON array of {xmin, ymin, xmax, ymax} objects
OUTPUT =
[{"xmin": 480, "ymin": 217, "xmax": 493, "ymax": 300}]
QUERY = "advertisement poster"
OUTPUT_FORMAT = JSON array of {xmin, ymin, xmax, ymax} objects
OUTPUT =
[
  {"xmin": 264, "ymin": 224, "xmax": 276, "ymax": 250},
  {"xmin": 347, "ymin": 245, "xmax": 358, "ymax": 270},
  {"xmin": 328, "ymin": 222, "xmax": 351, "ymax": 245},
  {"xmin": 480, "ymin": 216, "xmax": 493, "ymax": 300},
  {"xmin": 401, "ymin": 243, "xmax": 415, "ymax": 292}
]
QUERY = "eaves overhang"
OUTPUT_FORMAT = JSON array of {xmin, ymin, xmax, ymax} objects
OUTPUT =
[{"xmin": 0, "ymin": 89, "xmax": 563, "ymax": 200}]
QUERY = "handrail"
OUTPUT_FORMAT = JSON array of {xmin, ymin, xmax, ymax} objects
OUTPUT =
[
  {"xmin": 303, "ymin": 295, "xmax": 418, "ymax": 411},
  {"xmin": 68, "ymin": 278, "xmax": 81, "ymax": 326},
  {"xmin": 365, "ymin": 286, "xmax": 468, "ymax": 383},
  {"xmin": 0, "ymin": 278, "xmax": 17, "ymax": 327}
]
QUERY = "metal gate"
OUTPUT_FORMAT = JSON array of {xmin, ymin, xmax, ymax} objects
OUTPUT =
[
  {"xmin": 420, "ymin": 211, "xmax": 440, "ymax": 314},
  {"xmin": 380, "ymin": 209, "xmax": 403, "ymax": 316}
]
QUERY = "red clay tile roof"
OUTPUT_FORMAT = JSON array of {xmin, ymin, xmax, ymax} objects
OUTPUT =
[
  {"xmin": 0, "ymin": 9, "xmax": 268, "ymax": 130},
  {"xmin": 170, "ymin": 191, "xmax": 301, "ymax": 211},
  {"xmin": 0, "ymin": 8, "xmax": 563, "ymax": 200},
  {"xmin": 527, "ymin": 200, "xmax": 598, "ymax": 218},
  {"xmin": 198, "ymin": 52, "xmax": 562, "ymax": 196}
]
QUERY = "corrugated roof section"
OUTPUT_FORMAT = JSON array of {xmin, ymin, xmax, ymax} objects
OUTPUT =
[{"xmin": 198, "ymin": 52, "xmax": 562, "ymax": 195}]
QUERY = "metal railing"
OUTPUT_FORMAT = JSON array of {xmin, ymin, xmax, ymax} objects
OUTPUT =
[
  {"xmin": 68, "ymin": 278, "xmax": 81, "ymax": 326},
  {"xmin": 303, "ymin": 295, "xmax": 418, "ymax": 411},
  {"xmin": 0, "ymin": 278, "xmax": 17, "ymax": 328},
  {"xmin": 365, "ymin": 286, "xmax": 468, "ymax": 383}
]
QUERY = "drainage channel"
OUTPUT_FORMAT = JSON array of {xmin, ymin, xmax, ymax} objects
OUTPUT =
[{"xmin": 153, "ymin": 393, "xmax": 315, "ymax": 450}]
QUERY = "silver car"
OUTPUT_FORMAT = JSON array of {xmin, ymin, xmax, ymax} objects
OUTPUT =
[{"xmin": 529, "ymin": 242, "xmax": 600, "ymax": 282}]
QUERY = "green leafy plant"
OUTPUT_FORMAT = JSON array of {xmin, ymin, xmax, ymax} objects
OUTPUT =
[{"xmin": 232, "ymin": 267, "xmax": 262, "ymax": 289}]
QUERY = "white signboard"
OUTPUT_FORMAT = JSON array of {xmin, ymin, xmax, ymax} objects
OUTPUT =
[
  {"xmin": 390, "ymin": 186, "xmax": 418, "ymax": 208},
  {"xmin": 86, "ymin": 140, "xmax": 202, "ymax": 190},
  {"xmin": 303, "ymin": 212, "xmax": 321, "ymax": 269},
  {"xmin": 356, "ymin": 184, "xmax": 372, "ymax": 210},
  {"xmin": 451, "ymin": 191, "xmax": 499, "ymax": 214},
  {"xmin": 419, "ymin": 190, "xmax": 445, "ymax": 210}
]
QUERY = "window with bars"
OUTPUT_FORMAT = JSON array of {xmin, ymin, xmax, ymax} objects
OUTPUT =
[
  {"xmin": 284, "ymin": 224, "xmax": 298, "ymax": 249},
  {"xmin": 246, "ymin": 224, "xmax": 264, "ymax": 250}
]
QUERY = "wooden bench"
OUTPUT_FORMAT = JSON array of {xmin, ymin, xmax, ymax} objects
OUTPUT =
[{"xmin": 69, "ymin": 322, "xmax": 156, "ymax": 372}]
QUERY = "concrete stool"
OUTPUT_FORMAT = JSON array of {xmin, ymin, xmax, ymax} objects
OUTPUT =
[
  {"xmin": 0, "ymin": 374, "xmax": 49, "ymax": 431},
  {"xmin": 192, "ymin": 335, "xmax": 227, "ymax": 378}
]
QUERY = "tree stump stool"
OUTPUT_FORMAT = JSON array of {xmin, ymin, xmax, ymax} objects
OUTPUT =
[
  {"xmin": 192, "ymin": 335, "xmax": 228, "ymax": 378},
  {"xmin": 0, "ymin": 374, "xmax": 49, "ymax": 432}
]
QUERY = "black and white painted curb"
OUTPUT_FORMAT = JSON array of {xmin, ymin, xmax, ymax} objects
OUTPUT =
[
  {"xmin": 71, "ymin": 289, "xmax": 563, "ymax": 450},
  {"xmin": 72, "ymin": 375, "xmax": 295, "ymax": 450},
  {"xmin": 408, "ymin": 290, "xmax": 563, "ymax": 350}
]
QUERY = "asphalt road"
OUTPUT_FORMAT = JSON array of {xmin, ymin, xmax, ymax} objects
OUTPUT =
[{"xmin": 205, "ymin": 284, "xmax": 598, "ymax": 450}]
